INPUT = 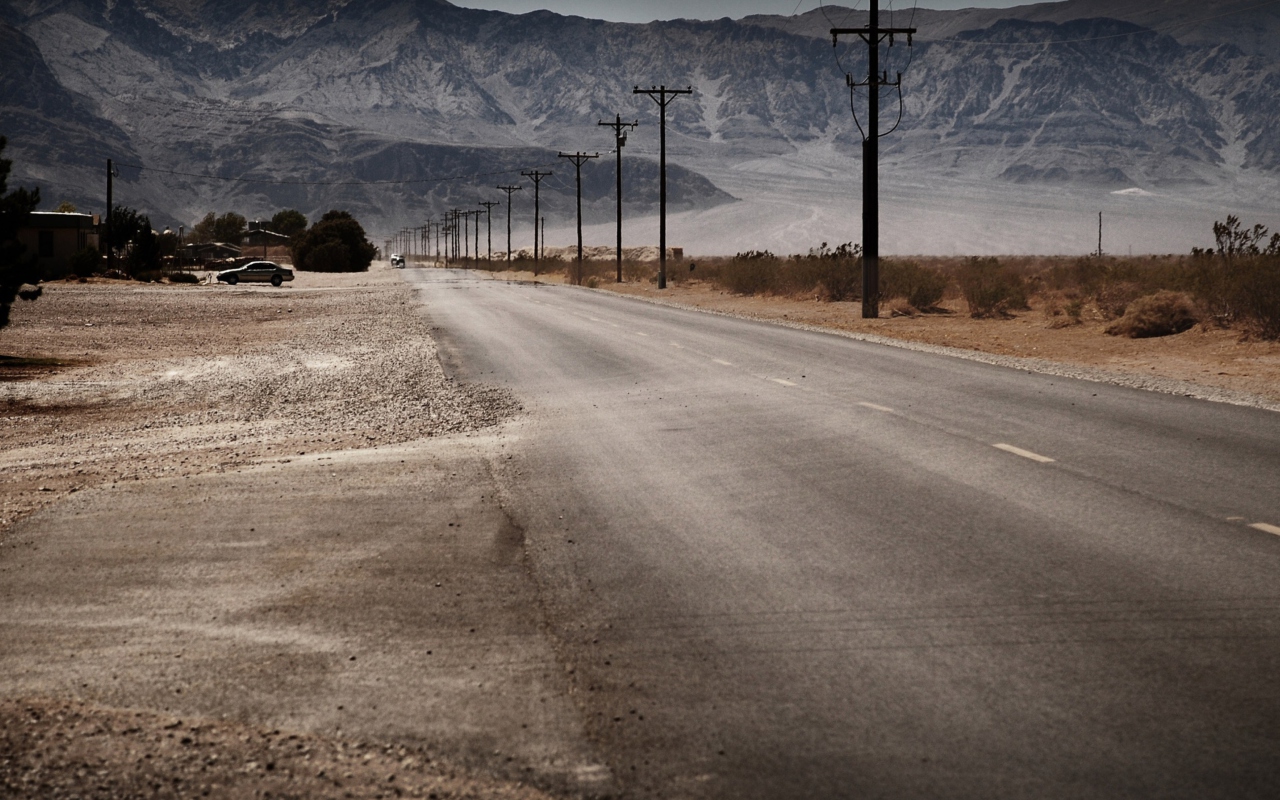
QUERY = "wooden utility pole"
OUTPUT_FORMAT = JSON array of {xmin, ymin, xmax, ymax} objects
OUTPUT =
[
  {"xmin": 105, "ymin": 159, "xmax": 115, "ymax": 273},
  {"xmin": 832, "ymin": 3, "xmax": 915, "ymax": 319},
  {"xmin": 521, "ymin": 170, "xmax": 552, "ymax": 272},
  {"xmin": 558, "ymin": 152, "xmax": 600, "ymax": 285},
  {"xmin": 599, "ymin": 114, "xmax": 639, "ymax": 283},
  {"xmin": 497, "ymin": 186, "xmax": 522, "ymax": 264},
  {"xmin": 1098, "ymin": 212, "xmax": 1103, "ymax": 258},
  {"xmin": 633, "ymin": 85, "xmax": 691, "ymax": 289},
  {"xmin": 479, "ymin": 201, "xmax": 499, "ymax": 262}
]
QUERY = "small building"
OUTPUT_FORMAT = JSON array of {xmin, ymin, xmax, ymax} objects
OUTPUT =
[
  {"xmin": 242, "ymin": 227, "xmax": 292, "ymax": 249},
  {"xmin": 180, "ymin": 242, "xmax": 242, "ymax": 263},
  {"xmin": 16, "ymin": 212, "xmax": 100, "ymax": 277}
]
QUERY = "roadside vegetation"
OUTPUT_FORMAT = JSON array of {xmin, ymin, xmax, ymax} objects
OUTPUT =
[{"xmin": 454, "ymin": 216, "xmax": 1280, "ymax": 342}]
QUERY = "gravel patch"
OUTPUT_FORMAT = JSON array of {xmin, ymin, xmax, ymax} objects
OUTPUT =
[
  {"xmin": 0, "ymin": 275, "xmax": 518, "ymax": 533},
  {"xmin": 0, "ymin": 698, "xmax": 556, "ymax": 799}
]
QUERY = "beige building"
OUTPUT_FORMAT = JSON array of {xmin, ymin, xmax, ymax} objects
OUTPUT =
[{"xmin": 17, "ymin": 212, "xmax": 100, "ymax": 277}]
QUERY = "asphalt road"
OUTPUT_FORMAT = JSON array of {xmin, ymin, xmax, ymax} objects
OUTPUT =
[{"xmin": 409, "ymin": 268, "xmax": 1280, "ymax": 800}]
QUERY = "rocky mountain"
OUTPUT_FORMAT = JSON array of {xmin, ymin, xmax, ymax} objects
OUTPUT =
[{"xmin": 2, "ymin": 0, "xmax": 1278, "ymax": 253}]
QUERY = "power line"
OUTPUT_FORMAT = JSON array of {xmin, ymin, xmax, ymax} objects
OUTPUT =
[
  {"xmin": 633, "ymin": 85, "xmax": 692, "ymax": 291},
  {"xmin": 521, "ymin": 170, "xmax": 553, "ymax": 270},
  {"xmin": 557, "ymin": 152, "xmax": 600, "ymax": 286},
  {"xmin": 497, "ymin": 185, "xmax": 522, "ymax": 265},
  {"xmin": 833, "ymin": 1, "xmax": 916, "ymax": 321},
  {"xmin": 111, "ymin": 159, "xmax": 560, "ymax": 187},
  {"xmin": 598, "ymin": 114, "xmax": 639, "ymax": 283}
]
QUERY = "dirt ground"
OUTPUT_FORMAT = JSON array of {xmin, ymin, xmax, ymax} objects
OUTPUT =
[
  {"xmin": 0, "ymin": 268, "xmax": 513, "ymax": 535},
  {"xmin": 489, "ymin": 269, "xmax": 1280, "ymax": 406},
  {"xmin": 0, "ymin": 267, "xmax": 576, "ymax": 799},
  {"xmin": 1, "ymin": 698, "xmax": 555, "ymax": 799}
]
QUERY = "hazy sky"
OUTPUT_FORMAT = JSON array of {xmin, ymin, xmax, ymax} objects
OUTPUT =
[{"xmin": 456, "ymin": 1, "xmax": 1034, "ymax": 24}]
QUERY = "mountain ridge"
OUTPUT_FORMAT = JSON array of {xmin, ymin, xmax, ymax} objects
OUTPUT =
[{"xmin": 2, "ymin": 0, "xmax": 1277, "ymax": 252}]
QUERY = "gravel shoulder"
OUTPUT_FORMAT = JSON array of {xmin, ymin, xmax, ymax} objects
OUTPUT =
[{"xmin": 0, "ymin": 267, "xmax": 604, "ymax": 798}]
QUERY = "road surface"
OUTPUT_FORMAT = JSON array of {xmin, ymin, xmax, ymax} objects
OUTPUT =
[{"xmin": 409, "ymin": 268, "xmax": 1280, "ymax": 799}]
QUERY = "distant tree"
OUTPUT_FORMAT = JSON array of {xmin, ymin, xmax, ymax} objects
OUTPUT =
[
  {"xmin": 107, "ymin": 207, "xmax": 147, "ymax": 255},
  {"xmin": 189, "ymin": 212, "xmax": 217, "ymax": 243},
  {"xmin": 0, "ymin": 135, "xmax": 42, "ymax": 331},
  {"xmin": 157, "ymin": 228, "xmax": 179, "ymax": 259},
  {"xmin": 54, "ymin": 201, "xmax": 77, "ymax": 213},
  {"xmin": 127, "ymin": 219, "xmax": 161, "ymax": 274},
  {"xmin": 213, "ymin": 211, "xmax": 247, "ymax": 246},
  {"xmin": 292, "ymin": 210, "xmax": 377, "ymax": 272},
  {"xmin": 270, "ymin": 209, "xmax": 308, "ymax": 240}
]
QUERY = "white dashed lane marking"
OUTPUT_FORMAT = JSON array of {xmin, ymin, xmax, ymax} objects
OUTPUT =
[
  {"xmin": 858, "ymin": 402, "xmax": 894, "ymax": 413},
  {"xmin": 1250, "ymin": 522, "xmax": 1280, "ymax": 536},
  {"xmin": 712, "ymin": 359, "xmax": 733, "ymax": 366},
  {"xmin": 770, "ymin": 378, "xmax": 798, "ymax": 387},
  {"xmin": 993, "ymin": 443, "xmax": 1055, "ymax": 463},
  {"xmin": 635, "ymin": 332, "xmax": 650, "ymax": 337}
]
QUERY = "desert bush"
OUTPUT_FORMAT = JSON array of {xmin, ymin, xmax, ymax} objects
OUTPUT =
[
  {"xmin": 957, "ymin": 257, "xmax": 1028, "ymax": 318},
  {"xmin": 1094, "ymin": 280, "xmax": 1145, "ymax": 320},
  {"xmin": 135, "ymin": 269, "xmax": 164, "ymax": 283},
  {"xmin": 623, "ymin": 260, "xmax": 654, "ymax": 283},
  {"xmin": 1041, "ymin": 291, "xmax": 1084, "ymax": 328},
  {"xmin": 305, "ymin": 240, "xmax": 351, "ymax": 272},
  {"xmin": 1233, "ymin": 256, "xmax": 1280, "ymax": 339},
  {"xmin": 67, "ymin": 246, "xmax": 101, "ymax": 278},
  {"xmin": 166, "ymin": 270, "xmax": 199, "ymax": 284},
  {"xmin": 719, "ymin": 253, "xmax": 783, "ymax": 295},
  {"xmin": 1105, "ymin": 291, "xmax": 1200, "ymax": 338},
  {"xmin": 882, "ymin": 260, "xmax": 948, "ymax": 310}
]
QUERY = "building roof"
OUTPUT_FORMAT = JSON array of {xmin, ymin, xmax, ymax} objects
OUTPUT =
[{"xmin": 25, "ymin": 212, "xmax": 97, "ymax": 229}]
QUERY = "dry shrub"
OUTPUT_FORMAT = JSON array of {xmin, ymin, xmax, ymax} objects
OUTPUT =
[
  {"xmin": 1235, "ymin": 257, "xmax": 1280, "ymax": 339},
  {"xmin": 1094, "ymin": 280, "xmax": 1145, "ymax": 320},
  {"xmin": 882, "ymin": 260, "xmax": 948, "ymax": 310},
  {"xmin": 623, "ymin": 260, "xmax": 655, "ymax": 283},
  {"xmin": 1042, "ymin": 290, "xmax": 1084, "ymax": 328},
  {"xmin": 887, "ymin": 298, "xmax": 918, "ymax": 317},
  {"xmin": 958, "ymin": 257, "xmax": 1028, "ymax": 318},
  {"xmin": 719, "ymin": 253, "xmax": 783, "ymax": 295},
  {"xmin": 1105, "ymin": 291, "xmax": 1200, "ymax": 338}
]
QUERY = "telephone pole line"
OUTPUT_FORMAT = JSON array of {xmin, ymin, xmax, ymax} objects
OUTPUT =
[
  {"xmin": 479, "ymin": 201, "xmax": 499, "ymax": 262},
  {"xmin": 521, "ymin": 170, "xmax": 553, "ymax": 271},
  {"xmin": 599, "ymin": 114, "xmax": 639, "ymax": 283},
  {"xmin": 558, "ymin": 152, "xmax": 600, "ymax": 285},
  {"xmin": 105, "ymin": 159, "xmax": 116, "ymax": 274},
  {"xmin": 633, "ymin": 85, "xmax": 691, "ymax": 290},
  {"xmin": 832, "ymin": 2, "xmax": 915, "ymax": 319},
  {"xmin": 497, "ymin": 186, "xmax": 522, "ymax": 265}
]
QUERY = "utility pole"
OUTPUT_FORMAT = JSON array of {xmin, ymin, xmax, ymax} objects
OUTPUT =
[
  {"xmin": 105, "ymin": 159, "xmax": 115, "ymax": 273},
  {"xmin": 479, "ymin": 201, "xmax": 499, "ymax": 262},
  {"xmin": 599, "ymin": 114, "xmax": 639, "ymax": 283},
  {"xmin": 521, "ymin": 170, "xmax": 552, "ymax": 273},
  {"xmin": 497, "ymin": 186, "xmax": 522, "ymax": 265},
  {"xmin": 633, "ymin": 85, "xmax": 691, "ymax": 290},
  {"xmin": 1098, "ymin": 212, "xmax": 1103, "ymax": 258},
  {"xmin": 558, "ymin": 152, "xmax": 600, "ymax": 285},
  {"xmin": 540, "ymin": 217, "xmax": 546, "ymax": 260},
  {"xmin": 832, "ymin": 3, "xmax": 915, "ymax": 319}
]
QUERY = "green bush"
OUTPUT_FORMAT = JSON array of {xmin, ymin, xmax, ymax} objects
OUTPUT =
[
  {"xmin": 292, "ymin": 210, "xmax": 375, "ymax": 272},
  {"xmin": 306, "ymin": 240, "xmax": 351, "ymax": 272},
  {"xmin": 957, "ymin": 257, "xmax": 1028, "ymax": 318},
  {"xmin": 1105, "ymin": 291, "xmax": 1200, "ymax": 338}
]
